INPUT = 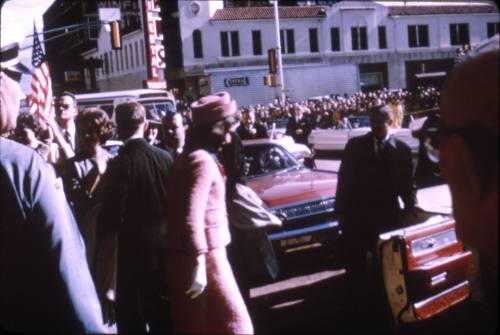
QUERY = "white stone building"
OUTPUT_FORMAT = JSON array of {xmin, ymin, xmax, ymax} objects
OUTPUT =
[
  {"xmin": 179, "ymin": 1, "xmax": 498, "ymax": 105},
  {"xmin": 79, "ymin": 1, "xmax": 498, "ymax": 104}
]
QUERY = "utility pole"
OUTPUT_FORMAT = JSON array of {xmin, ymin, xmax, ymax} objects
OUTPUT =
[{"xmin": 273, "ymin": 0, "xmax": 286, "ymax": 105}]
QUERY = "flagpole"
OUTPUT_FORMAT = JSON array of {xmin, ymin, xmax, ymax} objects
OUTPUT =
[{"xmin": 273, "ymin": 0, "xmax": 286, "ymax": 105}]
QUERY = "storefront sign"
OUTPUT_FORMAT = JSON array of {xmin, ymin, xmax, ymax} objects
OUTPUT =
[
  {"xmin": 144, "ymin": 79, "xmax": 167, "ymax": 89},
  {"xmin": 224, "ymin": 77, "xmax": 249, "ymax": 87}
]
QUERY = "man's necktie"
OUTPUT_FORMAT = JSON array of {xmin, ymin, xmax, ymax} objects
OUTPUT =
[
  {"xmin": 376, "ymin": 139, "xmax": 384, "ymax": 156},
  {"xmin": 63, "ymin": 130, "xmax": 71, "ymax": 144}
]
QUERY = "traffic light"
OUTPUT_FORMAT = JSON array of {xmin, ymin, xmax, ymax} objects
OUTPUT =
[
  {"xmin": 110, "ymin": 21, "xmax": 122, "ymax": 49},
  {"xmin": 263, "ymin": 74, "xmax": 276, "ymax": 87},
  {"xmin": 268, "ymin": 48, "xmax": 277, "ymax": 74}
]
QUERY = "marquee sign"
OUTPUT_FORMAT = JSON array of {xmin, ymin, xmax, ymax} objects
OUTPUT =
[{"xmin": 143, "ymin": 0, "xmax": 166, "ymax": 88}]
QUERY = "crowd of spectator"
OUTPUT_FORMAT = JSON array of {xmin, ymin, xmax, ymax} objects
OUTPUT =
[
  {"xmin": 4, "ymin": 85, "xmax": 442, "ymax": 168},
  {"xmin": 174, "ymin": 86, "xmax": 441, "ymax": 133}
]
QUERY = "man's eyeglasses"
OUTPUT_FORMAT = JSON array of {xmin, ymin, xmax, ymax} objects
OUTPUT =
[
  {"xmin": 419, "ymin": 120, "xmax": 498, "ymax": 163},
  {"xmin": 57, "ymin": 103, "xmax": 72, "ymax": 110}
]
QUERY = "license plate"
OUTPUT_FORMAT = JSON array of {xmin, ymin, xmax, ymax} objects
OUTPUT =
[{"xmin": 280, "ymin": 235, "xmax": 312, "ymax": 247}]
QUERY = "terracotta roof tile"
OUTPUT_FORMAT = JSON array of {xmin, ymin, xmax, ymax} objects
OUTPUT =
[
  {"xmin": 211, "ymin": 6, "xmax": 327, "ymax": 21},
  {"xmin": 388, "ymin": 4, "xmax": 498, "ymax": 16}
]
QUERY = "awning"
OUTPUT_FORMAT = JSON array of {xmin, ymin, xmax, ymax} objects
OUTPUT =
[{"xmin": 415, "ymin": 71, "xmax": 447, "ymax": 79}]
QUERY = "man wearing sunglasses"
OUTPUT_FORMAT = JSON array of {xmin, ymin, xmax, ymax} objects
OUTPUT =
[
  {"xmin": 438, "ymin": 49, "xmax": 498, "ymax": 333},
  {"xmin": 45, "ymin": 91, "xmax": 79, "ymax": 165},
  {"xmin": 1, "ymin": 31, "xmax": 105, "ymax": 332}
]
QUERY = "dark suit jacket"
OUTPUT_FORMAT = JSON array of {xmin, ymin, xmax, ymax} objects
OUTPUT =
[
  {"xmin": 97, "ymin": 138, "xmax": 173, "ymax": 287},
  {"xmin": 335, "ymin": 132, "xmax": 416, "ymax": 240},
  {"xmin": 285, "ymin": 116, "xmax": 312, "ymax": 144},
  {"xmin": 236, "ymin": 123, "xmax": 268, "ymax": 140},
  {"xmin": 219, "ymin": 132, "xmax": 247, "ymax": 195}
]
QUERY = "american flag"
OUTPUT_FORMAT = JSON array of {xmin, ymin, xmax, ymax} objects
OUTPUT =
[{"xmin": 29, "ymin": 23, "xmax": 54, "ymax": 121}]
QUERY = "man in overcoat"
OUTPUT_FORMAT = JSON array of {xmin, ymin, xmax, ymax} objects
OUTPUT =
[
  {"xmin": 335, "ymin": 105, "xmax": 416, "ymax": 332},
  {"xmin": 96, "ymin": 101, "xmax": 173, "ymax": 333}
]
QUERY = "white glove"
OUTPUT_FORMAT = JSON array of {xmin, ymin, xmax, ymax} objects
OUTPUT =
[{"xmin": 185, "ymin": 254, "xmax": 207, "ymax": 299}]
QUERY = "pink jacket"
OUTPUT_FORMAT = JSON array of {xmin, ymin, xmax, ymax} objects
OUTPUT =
[
  {"xmin": 166, "ymin": 149, "xmax": 253, "ymax": 334},
  {"xmin": 167, "ymin": 149, "xmax": 231, "ymax": 254}
]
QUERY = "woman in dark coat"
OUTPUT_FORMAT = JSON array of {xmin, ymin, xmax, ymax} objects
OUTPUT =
[
  {"xmin": 165, "ymin": 91, "xmax": 254, "ymax": 334},
  {"xmin": 61, "ymin": 107, "xmax": 113, "ymax": 236}
]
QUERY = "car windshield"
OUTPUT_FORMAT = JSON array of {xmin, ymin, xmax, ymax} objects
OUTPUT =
[
  {"xmin": 143, "ymin": 101, "xmax": 176, "ymax": 115},
  {"xmin": 267, "ymin": 118, "xmax": 288, "ymax": 130},
  {"xmin": 243, "ymin": 143, "xmax": 300, "ymax": 178},
  {"xmin": 348, "ymin": 115, "xmax": 370, "ymax": 128}
]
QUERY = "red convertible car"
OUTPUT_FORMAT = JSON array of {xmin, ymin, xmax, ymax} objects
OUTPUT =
[{"xmin": 242, "ymin": 138, "xmax": 340, "ymax": 258}]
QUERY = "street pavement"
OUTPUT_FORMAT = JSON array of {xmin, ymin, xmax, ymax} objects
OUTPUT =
[
  {"xmin": 247, "ymin": 254, "xmax": 487, "ymax": 335},
  {"xmin": 249, "ymin": 253, "xmax": 347, "ymax": 334}
]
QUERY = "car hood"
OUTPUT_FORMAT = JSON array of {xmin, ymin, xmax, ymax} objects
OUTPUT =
[{"xmin": 247, "ymin": 169, "xmax": 337, "ymax": 208}]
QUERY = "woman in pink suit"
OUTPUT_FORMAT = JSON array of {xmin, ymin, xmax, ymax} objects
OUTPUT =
[{"xmin": 165, "ymin": 91, "xmax": 254, "ymax": 334}]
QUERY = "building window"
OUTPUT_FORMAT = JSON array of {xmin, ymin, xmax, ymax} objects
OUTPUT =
[
  {"xmin": 351, "ymin": 26, "xmax": 368, "ymax": 50},
  {"xmin": 140, "ymin": 39, "xmax": 145, "ymax": 65},
  {"xmin": 378, "ymin": 26, "xmax": 387, "ymax": 49},
  {"xmin": 279, "ymin": 29, "xmax": 295, "ymax": 54},
  {"xmin": 86, "ymin": 17, "xmax": 99, "ymax": 40},
  {"xmin": 109, "ymin": 52, "xmax": 114, "ymax": 73},
  {"xmin": 487, "ymin": 22, "xmax": 500, "ymax": 38},
  {"xmin": 124, "ymin": 45, "xmax": 129, "ymax": 69},
  {"xmin": 221, "ymin": 32, "xmax": 229, "ymax": 57},
  {"xmin": 115, "ymin": 50, "xmax": 120, "ymax": 72},
  {"xmin": 252, "ymin": 30, "xmax": 262, "ymax": 55},
  {"xmin": 193, "ymin": 29, "xmax": 203, "ymax": 58},
  {"xmin": 408, "ymin": 25, "xmax": 429, "ymax": 48},
  {"xmin": 220, "ymin": 31, "xmax": 240, "ymax": 57},
  {"xmin": 309, "ymin": 28, "xmax": 319, "ymax": 53},
  {"xmin": 104, "ymin": 53, "xmax": 109, "ymax": 74},
  {"xmin": 330, "ymin": 27, "xmax": 340, "ymax": 51},
  {"xmin": 129, "ymin": 44, "xmax": 134, "ymax": 68},
  {"xmin": 135, "ymin": 41, "xmax": 139, "ymax": 67},
  {"xmin": 120, "ymin": 48, "xmax": 124, "ymax": 71},
  {"xmin": 450, "ymin": 23, "xmax": 470, "ymax": 46},
  {"xmin": 230, "ymin": 31, "xmax": 240, "ymax": 56},
  {"xmin": 102, "ymin": 55, "xmax": 106, "ymax": 77}
]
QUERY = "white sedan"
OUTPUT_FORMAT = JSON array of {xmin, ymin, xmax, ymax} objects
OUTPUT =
[{"xmin": 308, "ymin": 116, "xmax": 426, "ymax": 154}]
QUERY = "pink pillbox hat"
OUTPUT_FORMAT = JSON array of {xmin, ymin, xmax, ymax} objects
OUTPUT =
[{"xmin": 190, "ymin": 91, "xmax": 237, "ymax": 125}]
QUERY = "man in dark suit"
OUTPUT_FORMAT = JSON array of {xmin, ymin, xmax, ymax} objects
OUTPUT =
[
  {"xmin": 285, "ymin": 104, "xmax": 312, "ymax": 144},
  {"xmin": 158, "ymin": 111, "xmax": 186, "ymax": 159},
  {"xmin": 96, "ymin": 101, "xmax": 173, "ymax": 333},
  {"xmin": 335, "ymin": 105, "xmax": 416, "ymax": 332}
]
